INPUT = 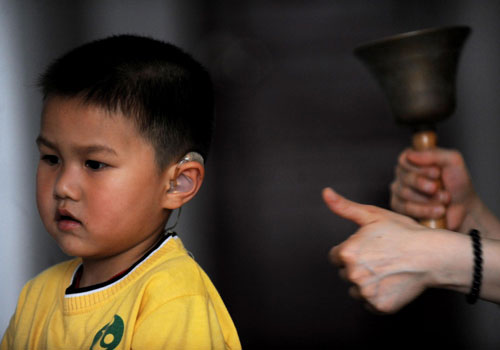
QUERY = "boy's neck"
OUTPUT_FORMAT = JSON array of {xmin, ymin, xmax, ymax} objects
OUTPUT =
[{"xmin": 78, "ymin": 230, "xmax": 165, "ymax": 288}]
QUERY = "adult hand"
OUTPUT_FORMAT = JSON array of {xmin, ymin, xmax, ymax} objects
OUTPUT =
[
  {"xmin": 390, "ymin": 148, "xmax": 477, "ymax": 231},
  {"xmin": 323, "ymin": 188, "xmax": 453, "ymax": 313}
]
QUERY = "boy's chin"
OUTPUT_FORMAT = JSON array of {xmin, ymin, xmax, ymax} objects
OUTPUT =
[
  {"xmin": 49, "ymin": 233, "xmax": 88, "ymax": 258},
  {"xmin": 56, "ymin": 244, "xmax": 83, "ymax": 258}
]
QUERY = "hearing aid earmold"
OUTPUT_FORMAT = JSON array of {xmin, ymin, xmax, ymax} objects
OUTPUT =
[{"xmin": 167, "ymin": 152, "xmax": 204, "ymax": 193}]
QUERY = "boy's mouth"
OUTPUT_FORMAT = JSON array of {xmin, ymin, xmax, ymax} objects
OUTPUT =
[{"xmin": 56, "ymin": 208, "xmax": 82, "ymax": 230}]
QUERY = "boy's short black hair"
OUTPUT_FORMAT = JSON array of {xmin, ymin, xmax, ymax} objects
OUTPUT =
[{"xmin": 39, "ymin": 34, "xmax": 214, "ymax": 169}]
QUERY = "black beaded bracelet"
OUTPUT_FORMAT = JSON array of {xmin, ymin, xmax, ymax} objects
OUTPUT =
[{"xmin": 466, "ymin": 229, "xmax": 483, "ymax": 304}]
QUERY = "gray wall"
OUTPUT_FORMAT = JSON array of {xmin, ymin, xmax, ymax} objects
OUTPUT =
[
  {"xmin": 1, "ymin": 0, "xmax": 500, "ymax": 348},
  {"xmin": 201, "ymin": 0, "xmax": 500, "ymax": 348}
]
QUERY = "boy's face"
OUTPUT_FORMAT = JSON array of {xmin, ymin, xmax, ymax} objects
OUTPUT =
[{"xmin": 36, "ymin": 96, "xmax": 169, "ymax": 260}]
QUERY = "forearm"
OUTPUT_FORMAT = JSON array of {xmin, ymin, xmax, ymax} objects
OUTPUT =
[{"xmin": 430, "ymin": 230, "xmax": 500, "ymax": 304}]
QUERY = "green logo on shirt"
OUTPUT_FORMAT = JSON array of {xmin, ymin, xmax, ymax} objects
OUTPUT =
[{"xmin": 90, "ymin": 314, "xmax": 124, "ymax": 350}]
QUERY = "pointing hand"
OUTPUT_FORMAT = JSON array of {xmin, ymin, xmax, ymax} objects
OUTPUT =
[{"xmin": 323, "ymin": 188, "xmax": 446, "ymax": 313}]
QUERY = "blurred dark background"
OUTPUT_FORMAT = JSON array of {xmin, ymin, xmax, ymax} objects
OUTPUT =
[{"xmin": 2, "ymin": 0, "xmax": 500, "ymax": 348}]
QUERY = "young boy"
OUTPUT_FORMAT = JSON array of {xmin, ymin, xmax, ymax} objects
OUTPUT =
[{"xmin": 1, "ymin": 35, "xmax": 241, "ymax": 350}]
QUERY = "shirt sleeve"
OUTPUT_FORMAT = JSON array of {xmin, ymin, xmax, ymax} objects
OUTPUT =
[
  {"xmin": 1, "ymin": 279, "xmax": 33, "ymax": 350},
  {"xmin": 132, "ymin": 294, "xmax": 237, "ymax": 350},
  {"xmin": 0, "ymin": 314, "xmax": 15, "ymax": 350}
]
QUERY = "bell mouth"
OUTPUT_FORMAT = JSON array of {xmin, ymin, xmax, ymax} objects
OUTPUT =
[
  {"xmin": 354, "ymin": 25, "xmax": 471, "ymax": 56},
  {"xmin": 353, "ymin": 25, "xmax": 471, "ymax": 126}
]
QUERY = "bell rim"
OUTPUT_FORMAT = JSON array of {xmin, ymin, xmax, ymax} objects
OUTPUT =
[{"xmin": 354, "ymin": 25, "xmax": 471, "ymax": 56}]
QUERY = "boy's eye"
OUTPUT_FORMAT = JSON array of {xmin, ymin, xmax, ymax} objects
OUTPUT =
[
  {"xmin": 85, "ymin": 160, "xmax": 108, "ymax": 171},
  {"xmin": 41, "ymin": 155, "xmax": 59, "ymax": 166}
]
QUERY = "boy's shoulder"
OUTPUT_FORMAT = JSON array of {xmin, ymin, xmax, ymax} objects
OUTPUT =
[
  {"xmin": 25, "ymin": 258, "xmax": 80, "ymax": 290},
  {"xmin": 137, "ymin": 237, "xmax": 213, "ymax": 300},
  {"xmin": 16, "ymin": 258, "xmax": 79, "ymax": 308}
]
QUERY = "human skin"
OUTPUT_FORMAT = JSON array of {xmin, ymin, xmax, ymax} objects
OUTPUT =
[
  {"xmin": 390, "ymin": 148, "xmax": 500, "ymax": 239},
  {"xmin": 323, "ymin": 188, "xmax": 500, "ymax": 313},
  {"xmin": 36, "ymin": 96, "xmax": 203, "ymax": 288}
]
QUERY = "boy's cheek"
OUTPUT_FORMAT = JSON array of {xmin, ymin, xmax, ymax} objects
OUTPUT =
[
  {"xmin": 36, "ymin": 181, "xmax": 51, "ymax": 205},
  {"xmin": 36, "ymin": 179, "xmax": 54, "ymax": 219}
]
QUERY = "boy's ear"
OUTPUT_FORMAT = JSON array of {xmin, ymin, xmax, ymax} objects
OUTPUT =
[{"xmin": 162, "ymin": 159, "xmax": 205, "ymax": 209}]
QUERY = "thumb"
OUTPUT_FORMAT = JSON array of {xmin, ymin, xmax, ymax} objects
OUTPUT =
[
  {"xmin": 406, "ymin": 148, "xmax": 454, "ymax": 168},
  {"xmin": 322, "ymin": 187, "xmax": 380, "ymax": 226}
]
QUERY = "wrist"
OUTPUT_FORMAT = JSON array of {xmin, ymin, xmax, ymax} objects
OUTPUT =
[
  {"xmin": 425, "ymin": 229, "xmax": 473, "ymax": 294},
  {"xmin": 458, "ymin": 194, "xmax": 484, "ymax": 233}
]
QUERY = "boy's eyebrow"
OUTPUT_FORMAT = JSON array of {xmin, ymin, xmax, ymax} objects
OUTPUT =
[
  {"xmin": 36, "ymin": 135, "xmax": 118, "ymax": 156},
  {"xmin": 36, "ymin": 135, "xmax": 56, "ymax": 149}
]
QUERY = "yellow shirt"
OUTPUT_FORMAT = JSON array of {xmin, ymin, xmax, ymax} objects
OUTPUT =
[{"xmin": 1, "ymin": 234, "xmax": 241, "ymax": 350}]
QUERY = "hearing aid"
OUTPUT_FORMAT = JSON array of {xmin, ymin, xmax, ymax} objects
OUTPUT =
[{"xmin": 167, "ymin": 152, "xmax": 204, "ymax": 193}]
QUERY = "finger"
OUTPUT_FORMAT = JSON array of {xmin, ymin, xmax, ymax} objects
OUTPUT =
[
  {"xmin": 398, "ymin": 151, "xmax": 441, "ymax": 180},
  {"xmin": 322, "ymin": 188, "xmax": 382, "ymax": 226},
  {"xmin": 391, "ymin": 180, "xmax": 450, "ymax": 205},
  {"xmin": 348, "ymin": 285, "xmax": 385, "ymax": 314},
  {"xmin": 396, "ymin": 166, "xmax": 440, "ymax": 195},
  {"xmin": 406, "ymin": 148, "xmax": 462, "ymax": 169},
  {"xmin": 391, "ymin": 180, "xmax": 434, "ymax": 204},
  {"xmin": 348, "ymin": 285, "xmax": 363, "ymax": 300},
  {"xmin": 363, "ymin": 302, "xmax": 388, "ymax": 315},
  {"xmin": 328, "ymin": 244, "xmax": 345, "ymax": 267},
  {"xmin": 390, "ymin": 196, "xmax": 445, "ymax": 219},
  {"xmin": 436, "ymin": 190, "xmax": 451, "ymax": 204},
  {"xmin": 338, "ymin": 267, "xmax": 347, "ymax": 280}
]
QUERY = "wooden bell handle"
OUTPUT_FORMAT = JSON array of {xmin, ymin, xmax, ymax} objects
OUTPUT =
[{"xmin": 412, "ymin": 130, "xmax": 446, "ymax": 229}]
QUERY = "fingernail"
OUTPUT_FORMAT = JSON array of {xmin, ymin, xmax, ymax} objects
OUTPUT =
[
  {"xmin": 433, "ymin": 206, "xmax": 445, "ymax": 216},
  {"xmin": 323, "ymin": 187, "xmax": 336, "ymax": 200},
  {"xmin": 423, "ymin": 181, "xmax": 435, "ymax": 192}
]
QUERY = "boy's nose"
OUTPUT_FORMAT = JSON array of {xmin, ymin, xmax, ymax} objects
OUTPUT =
[{"xmin": 54, "ymin": 166, "xmax": 81, "ymax": 201}]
